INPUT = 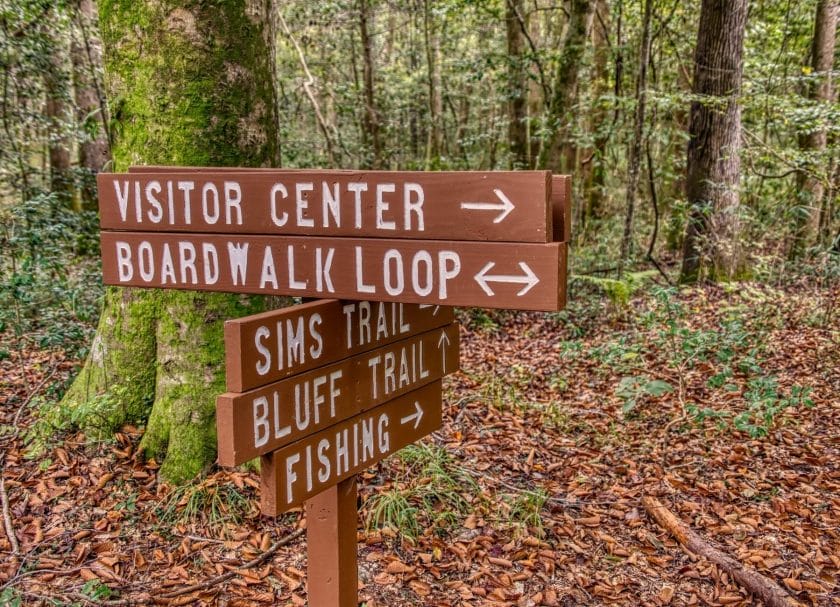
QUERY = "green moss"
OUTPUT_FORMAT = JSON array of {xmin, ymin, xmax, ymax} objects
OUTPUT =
[{"xmin": 59, "ymin": 287, "xmax": 158, "ymax": 435}]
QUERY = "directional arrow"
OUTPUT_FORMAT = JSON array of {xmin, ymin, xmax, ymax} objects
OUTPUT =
[
  {"xmin": 400, "ymin": 401, "xmax": 424, "ymax": 430},
  {"xmin": 437, "ymin": 329, "xmax": 451, "ymax": 368},
  {"xmin": 460, "ymin": 189, "xmax": 515, "ymax": 223},
  {"xmin": 474, "ymin": 262, "xmax": 539, "ymax": 297},
  {"xmin": 419, "ymin": 304, "xmax": 440, "ymax": 316}
]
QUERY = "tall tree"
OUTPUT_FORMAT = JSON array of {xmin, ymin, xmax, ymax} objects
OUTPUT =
[
  {"xmin": 423, "ymin": 0, "xmax": 442, "ymax": 168},
  {"xmin": 582, "ymin": 0, "xmax": 614, "ymax": 228},
  {"xmin": 536, "ymin": 0, "xmax": 595, "ymax": 172},
  {"xmin": 618, "ymin": 0, "xmax": 653, "ymax": 272},
  {"xmin": 679, "ymin": 0, "xmax": 749, "ymax": 283},
  {"xmin": 60, "ymin": 0, "xmax": 281, "ymax": 483},
  {"xmin": 506, "ymin": 0, "xmax": 528, "ymax": 168},
  {"xmin": 71, "ymin": 0, "xmax": 111, "ymax": 210},
  {"xmin": 791, "ymin": 0, "xmax": 838, "ymax": 256},
  {"xmin": 43, "ymin": 15, "xmax": 73, "ymax": 202},
  {"xmin": 359, "ymin": 0, "xmax": 383, "ymax": 169}
]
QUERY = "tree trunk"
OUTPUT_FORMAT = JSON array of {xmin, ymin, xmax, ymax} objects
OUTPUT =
[
  {"xmin": 43, "ymin": 18, "xmax": 73, "ymax": 204},
  {"xmin": 791, "ymin": 0, "xmax": 838, "ymax": 257},
  {"xmin": 536, "ymin": 0, "xmax": 595, "ymax": 172},
  {"xmin": 506, "ymin": 0, "xmax": 528, "ymax": 169},
  {"xmin": 583, "ymin": 0, "xmax": 613, "ymax": 228},
  {"xmin": 71, "ymin": 0, "xmax": 111, "ymax": 211},
  {"xmin": 618, "ymin": 0, "xmax": 653, "ymax": 274},
  {"xmin": 679, "ymin": 0, "xmax": 748, "ymax": 283},
  {"xmin": 60, "ymin": 0, "xmax": 282, "ymax": 484},
  {"xmin": 423, "ymin": 0, "xmax": 442, "ymax": 169},
  {"xmin": 359, "ymin": 0, "xmax": 383, "ymax": 169}
]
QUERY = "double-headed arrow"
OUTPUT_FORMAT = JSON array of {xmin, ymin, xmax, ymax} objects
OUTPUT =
[
  {"xmin": 400, "ymin": 401, "xmax": 424, "ymax": 430},
  {"xmin": 474, "ymin": 262, "xmax": 539, "ymax": 297},
  {"xmin": 460, "ymin": 189, "xmax": 515, "ymax": 223}
]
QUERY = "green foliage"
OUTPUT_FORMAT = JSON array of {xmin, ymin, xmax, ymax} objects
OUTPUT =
[
  {"xmin": 734, "ymin": 381, "xmax": 814, "ymax": 438},
  {"xmin": 365, "ymin": 488, "xmax": 420, "ymax": 539},
  {"xmin": 80, "ymin": 579, "xmax": 117, "ymax": 601},
  {"xmin": 506, "ymin": 488, "xmax": 549, "ymax": 536},
  {"xmin": 365, "ymin": 442, "xmax": 479, "ymax": 539},
  {"xmin": 615, "ymin": 376, "xmax": 674, "ymax": 416},
  {"xmin": 0, "ymin": 193, "xmax": 102, "ymax": 361},
  {"xmin": 158, "ymin": 479, "xmax": 251, "ymax": 532},
  {"xmin": 571, "ymin": 271, "xmax": 658, "ymax": 308},
  {"xmin": 0, "ymin": 587, "xmax": 24, "ymax": 607}
]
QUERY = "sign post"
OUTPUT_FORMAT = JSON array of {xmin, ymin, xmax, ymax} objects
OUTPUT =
[
  {"xmin": 96, "ymin": 166, "xmax": 570, "ymax": 607},
  {"xmin": 306, "ymin": 477, "xmax": 358, "ymax": 607}
]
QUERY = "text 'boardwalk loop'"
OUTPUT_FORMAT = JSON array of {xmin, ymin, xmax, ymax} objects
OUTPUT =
[{"xmin": 100, "ymin": 232, "xmax": 566, "ymax": 311}]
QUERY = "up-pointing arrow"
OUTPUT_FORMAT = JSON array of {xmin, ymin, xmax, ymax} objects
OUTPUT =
[
  {"xmin": 400, "ymin": 401, "xmax": 424, "ymax": 430},
  {"xmin": 474, "ymin": 262, "xmax": 539, "ymax": 297},
  {"xmin": 459, "ymin": 189, "xmax": 515, "ymax": 223},
  {"xmin": 437, "ymin": 329, "xmax": 451, "ymax": 369}
]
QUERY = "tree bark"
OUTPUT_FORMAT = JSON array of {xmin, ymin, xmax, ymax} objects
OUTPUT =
[
  {"xmin": 791, "ymin": 0, "xmax": 838, "ymax": 257},
  {"xmin": 359, "ymin": 0, "xmax": 383, "ymax": 169},
  {"xmin": 679, "ymin": 0, "xmax": 748, "ymax": 283},
  {"xmin": 536, "ymin": 0, "xmax": 595, "ymax": 173},
  {"xmin": 60, "ymin": 0, "xmax": 282, "ymax": 484},
  {"xmin": 506, "ymin": 0, "xmax": 528, "ymax": 169},
  {"xmin": 618, "ymin": 0, "xmax": 653, "ymax": 274},
  {"xmin": 71, "ymin": 0, "xmax": 111, "ymax": 211}
]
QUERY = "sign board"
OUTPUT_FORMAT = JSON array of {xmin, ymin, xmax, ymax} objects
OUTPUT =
[
  {"xmin": 260, "ymin": 381, "xmax": 443, "ymax": 515},
  {"xmin": 217, "ymin": 323, "xmax": 459, "ymax": 465},
  {"xmin": 223, "ymin": 299, "xmax": 453, "ymax": 392},
  {"xmin": 98, "ymin": 170, "xmax": 553, "ymax": 242},
  {"xmin": 99, "ymin": 232, "xmax": 566, "ymax": 311},
  {"xmin": 125, "ymin": 166, "xmax": 572, "ymax": 247}
]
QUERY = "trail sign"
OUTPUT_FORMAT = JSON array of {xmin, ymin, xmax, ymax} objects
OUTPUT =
[
  {"xmin": 124, "ymin": 166, "xmax": 573, "ymax": 247},
  {"xmin": 98, "ymin": 170, "xmax": 553, "ymax": 242},
  {"xmin": 94, "ymin": 164, "xmax": 571, "ymax": 607},
  {"xmin": 99, "ymin": 232, "xmax": 567, "ymax": 311},
  {"xmin": 260, "ymin": 381, "xmax": 443, "ymax": 515},
  {"xmin": 223, "ymin": 299, "xmax": 453, "ymax": 392},
  {"xmin": 216, "ymin": 323, "xmax": 459, "ymax": 465}
]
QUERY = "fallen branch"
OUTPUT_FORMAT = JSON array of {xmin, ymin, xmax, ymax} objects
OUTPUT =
[
  {"xmin": 641, "ymin": 495, "xmax": 802, "ymax": 607},
  {"xmin": 1, "ymin": 474, "xmax": 20, "ymax": 554},
  {"xmin": 157, "ymin": 527, "xmax": 304, "ymax": 599}
]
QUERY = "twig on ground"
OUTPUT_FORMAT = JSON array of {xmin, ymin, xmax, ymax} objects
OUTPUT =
[
  {"xmin": 642, "ymin": 495, "xmax": 803, "ymax": 607},
  {"xmin": 157, "ymin": 527, "xmax": 305, "ymax": 599},
  {"xmin": 1, "ymin": 473, "xmax": 20, "ymax": 554}
]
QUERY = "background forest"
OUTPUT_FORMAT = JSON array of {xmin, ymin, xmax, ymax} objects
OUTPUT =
[{"xmin": 0, "ymin": 1, "xmax": 838, "ymax": 606}]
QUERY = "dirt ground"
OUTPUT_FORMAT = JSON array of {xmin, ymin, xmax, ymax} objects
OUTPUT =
[{"xmin": 1, "ymin": 283, "xmax": 837, "ymax": 606}]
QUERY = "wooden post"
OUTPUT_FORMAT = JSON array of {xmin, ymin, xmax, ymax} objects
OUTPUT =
[{"xmin": 305, "ymin": 476, "xmax": 358, "ymax": 607}]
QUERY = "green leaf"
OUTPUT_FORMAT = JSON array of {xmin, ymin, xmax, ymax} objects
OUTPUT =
[{"xmin": 644, "ymin": 380, "xmax": 674, "ymax": 397}]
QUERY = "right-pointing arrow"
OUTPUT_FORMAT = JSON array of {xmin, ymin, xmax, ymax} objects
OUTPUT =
[
  {"xmin": 474, "ymin": 262, "xmax": 539, "ymax": 297},
  {"xmin": 459, "ymin": 189, "xmax": 515, "ymax": 223},
  {"xmin": 400, "ymin": 401, "xmax": 424, "ymax": 430}
]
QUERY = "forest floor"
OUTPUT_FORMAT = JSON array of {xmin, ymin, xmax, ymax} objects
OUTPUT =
[{"xmin": 0, "ymin": 281, "xmax": 838, "ymax": 607}]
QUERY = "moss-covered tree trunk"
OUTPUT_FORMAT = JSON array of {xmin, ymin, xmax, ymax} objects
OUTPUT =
[{"xmin": 60, "ymin": 0, "xmax": 281, "ymax": 483}]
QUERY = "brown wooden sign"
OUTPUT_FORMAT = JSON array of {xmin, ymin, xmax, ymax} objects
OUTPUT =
[
  {"xmin": 99, "ymin": 232, "xmax": 567, "ymax": 311},
  {"xmin": 125, "ymin": 166, "xmax": 572, "ymax": 246},
  {"xmin": 217, "ymin": 323, "xmax": 459, "ymax": 466},
  {"xmin": 260, "ymin": 381, "xmax": 443, "ymax": 515},
  {"xmin": 223, "ymin": 299, "xmax": 453, "ymax": 392},
  {"xmin": 98, "ymin": 170, "xmax": 553, "ymax": 242}
]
